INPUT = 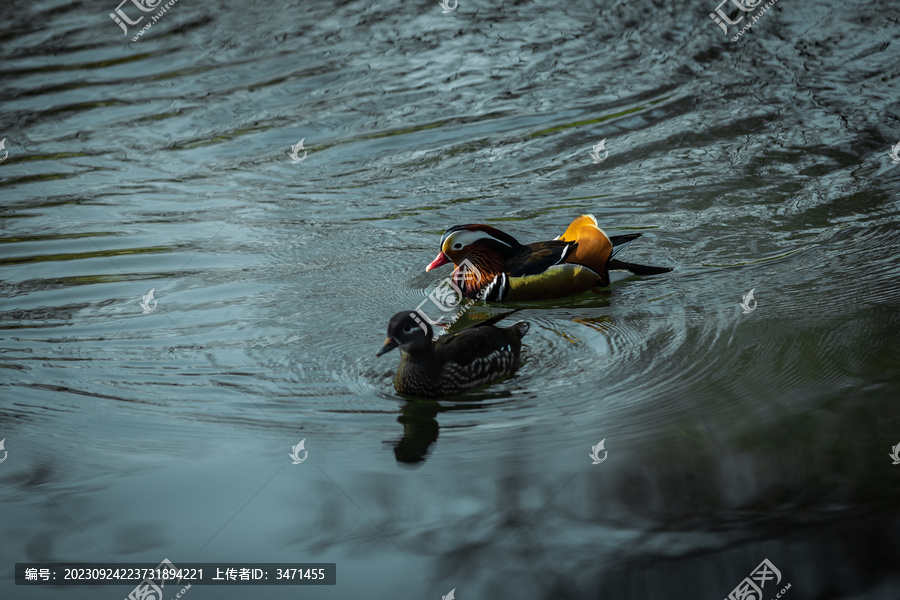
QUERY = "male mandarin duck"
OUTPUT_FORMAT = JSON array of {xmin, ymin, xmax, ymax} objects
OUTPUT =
[
  {"xmin": 425, "ymin": 214, "xmax": 671, "ymax": 301},
  {"xmin": 376, "ymin": 310, "xmax": 529, "ymax": 398}
]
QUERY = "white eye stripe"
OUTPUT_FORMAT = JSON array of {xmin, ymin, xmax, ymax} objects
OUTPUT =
[{"xmin": 444, "ymin": 229, "xmax": 513, "ymax": 250}]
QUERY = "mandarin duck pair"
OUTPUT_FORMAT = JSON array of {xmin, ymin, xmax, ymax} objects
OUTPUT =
[{"xmin": 378, "ymin": 215, "xmax": 670, "ymax": 398}]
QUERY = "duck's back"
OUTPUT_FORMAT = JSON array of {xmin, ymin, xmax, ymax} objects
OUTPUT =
[{"xmin": 416, "ymin": 322, "xmax": 528, "ymax": 396}]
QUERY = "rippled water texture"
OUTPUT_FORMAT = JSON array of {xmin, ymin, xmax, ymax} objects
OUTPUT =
[{"xmin": 2, "ymin": 0, "xmax": 900, "ymax": 598}]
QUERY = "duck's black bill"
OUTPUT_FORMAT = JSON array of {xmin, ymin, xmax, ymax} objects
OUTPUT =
[{"xmin": 376, "ymin": 337, "xmax": 398, "ymax": 357}]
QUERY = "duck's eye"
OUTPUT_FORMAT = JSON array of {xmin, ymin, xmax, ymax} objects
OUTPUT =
[
  {"xmin": 452, "ymin": 242, "xmax": 463, "ymax": 250},
  {"xmin": 403, "ymin": 326, "xmax": 415, "ymax": 333}
]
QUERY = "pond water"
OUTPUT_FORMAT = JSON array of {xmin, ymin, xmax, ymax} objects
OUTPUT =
[{"xmin": 1, "ymin": 0, "xmax": 899, "ymax": 598}]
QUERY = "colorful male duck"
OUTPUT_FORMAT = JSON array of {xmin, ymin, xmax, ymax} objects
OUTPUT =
[
  {"xmin": 425, "ymin": 215, "xmax": 670, "ymax": 301},
  {"xmin": 376, "ymin": 310, "xmax": 529, "ymax": 398}
]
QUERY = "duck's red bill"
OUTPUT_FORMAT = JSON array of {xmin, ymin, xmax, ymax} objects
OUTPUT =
[{"xmin": 426, "ymin": 252, "xmax": 451, "ymax": 272}]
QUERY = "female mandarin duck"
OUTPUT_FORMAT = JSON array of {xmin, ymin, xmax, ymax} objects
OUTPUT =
[
  {"xmin": 425, "ymin": 214, "xmax": 671, "ymax": 301},
  {"xmin": 376, "ymin": 310, "xmax": 529, "ymax": 398}
]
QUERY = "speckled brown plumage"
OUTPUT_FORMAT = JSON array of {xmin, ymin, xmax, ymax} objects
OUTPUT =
[{"xmin": 376, "ymin": 310, "xmax": 529, "ymax": 398}]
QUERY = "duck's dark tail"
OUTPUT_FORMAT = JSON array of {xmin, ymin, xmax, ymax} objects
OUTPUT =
[
  {"xmin": 475, "ymin": 309, "xmax": 530, "ymax": 339},
  {"xmin": 609, "ymin": 233, "xmax": 643, "ymax": 246},
  {"xmin": 608, "ymin": 259, "xmax": 672, "ymax": 276},
  {"xmin": 607, "ymin": 234, "xmax": 671, "ymax": 276}
]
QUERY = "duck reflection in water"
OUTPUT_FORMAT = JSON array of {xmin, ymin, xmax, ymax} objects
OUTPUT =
[
  {"xmin": 393, "ymin": 399, "xmax": 440, "ymax": 464},
  {"xmin": 391, "ymin": 392, "xmax": 513, "ymax": 464}
]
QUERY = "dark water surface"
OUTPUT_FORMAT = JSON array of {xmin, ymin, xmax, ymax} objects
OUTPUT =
[{"xmin": 2, "ymin": 0, "xmax": 900, "ymax": 598}]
